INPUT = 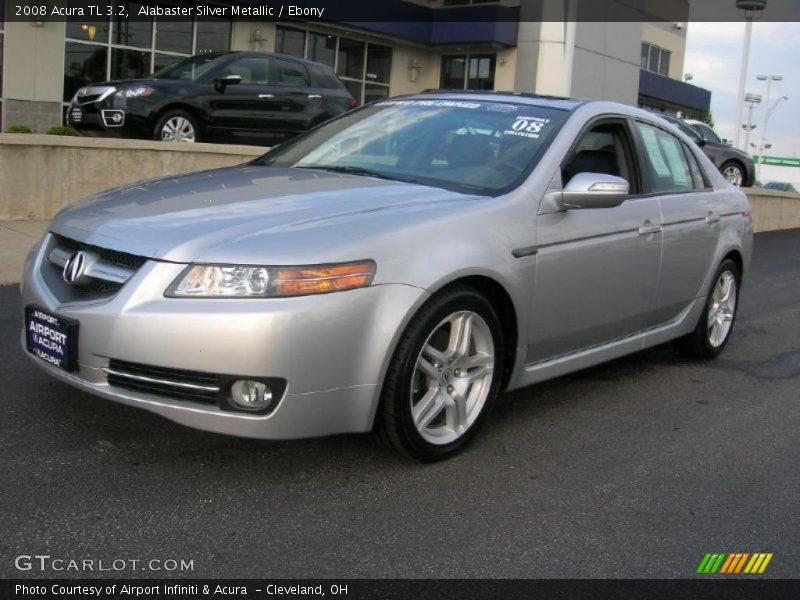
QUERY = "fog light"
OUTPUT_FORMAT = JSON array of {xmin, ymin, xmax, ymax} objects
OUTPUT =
[{"xmin": 230, "ymin": 380, "xmax": 273, "ymax": 411}]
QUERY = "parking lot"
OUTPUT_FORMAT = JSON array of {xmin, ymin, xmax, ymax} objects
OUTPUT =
[{"xmin": 1, "ymin": 229, "xmax": 798, "ymax": 579}]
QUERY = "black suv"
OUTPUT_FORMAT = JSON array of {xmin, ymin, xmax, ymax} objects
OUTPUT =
[
  {"xmin": 66, "ymin": 52, "xmax": 356, "ymax": 146},
  {"xmin": 658, "ymin": 114, "xmax": 755, "ymax": 187}
]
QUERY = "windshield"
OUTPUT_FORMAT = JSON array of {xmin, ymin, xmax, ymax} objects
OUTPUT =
[
  {"xmin": 152, "ymin": 53, "xmax": 225, "ymax": 80},
  {"xmin": 257, "ymin": 99, "xmax": 568, "ymax": 195}
]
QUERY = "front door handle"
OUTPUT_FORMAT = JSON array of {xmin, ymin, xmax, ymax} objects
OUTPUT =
[
  {"xmin": 638, "ymin": 223, "xmax": 663, "ymax": 236},
  {"xmin": 705, "ymin": 213, "xmax": 721, "ymax": 224},
  {"xmin": 308, "ymin": 94, "xmax": 322, "ymax": 99},
  {"xmin": 257, "ymin": 94, "xmax": 275, "ymax": 99}
]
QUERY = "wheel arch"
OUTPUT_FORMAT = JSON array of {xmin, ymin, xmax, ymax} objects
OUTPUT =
[
  {"xmin": 387, "ymin": 273, "xmax": 520, "ymax": 392},
  {"xmin": 720, "ymin": 158, "xmax": 747, "ymax": 182},
  {"xmin": 722, "ymin": 248, "xmax": 744, "ymax": 280}
]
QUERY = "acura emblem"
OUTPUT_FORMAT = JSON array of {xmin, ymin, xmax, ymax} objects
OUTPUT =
[
  {"xmin": 63, "ymin": 251, "xmax": 88, "ymax": 285},
  {"xmin": 78, "ymin": 88, "xmax": 87, "ymax": 96}
]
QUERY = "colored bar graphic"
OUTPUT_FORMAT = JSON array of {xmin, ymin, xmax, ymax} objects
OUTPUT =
[
  {"xmin": 734, "ymin": 553, "xmax": 750, "ymax": 573},
  {"xmin": 699, "ymin": 552, "xmax": 773, "ymax": 574},
  {"xmin": 697, "ymin": 553, "xmax": 713, "ymax": 573},
  {"xmin": 719, "ymin": 554, "xmax": 736, "ymax": 574},
  {"xmin": 758, "ymin": 554, "xmax": 773, "ymax": 573}
]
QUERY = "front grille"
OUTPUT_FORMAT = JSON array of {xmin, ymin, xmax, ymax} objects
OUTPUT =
[
  {"xmin": 106, "ymin": 360, "xmax": 220, "ymax": 404},
  {"xmin": 40, "ymin": 234, "xmax": 147, "ymax": 303},
  {"xmin": 75, "ymin": 86, "xmax": 115, "ymax": 105},
  {"xmin": 56, "ymin": 236, "xmax": 148, "ymax": 271}
]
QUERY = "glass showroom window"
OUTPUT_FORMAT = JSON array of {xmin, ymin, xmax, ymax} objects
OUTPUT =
[
  {"xmin": 0, "ymin": 3, "xmax": 5, "ymax": 131},
  {"xmin": 63, "ymin": 0, "xmax": 231, "ymax": 102},
  {"xmin": 640, "ymin": 43, "xmax": 671, "ymax": 77},
  {"xmin": 442, "ymin": 0, "xmax": 500, "ymax": 5},
  {"xmin": 441, "ymin": 54, "xmax": 496, "ymax": 90},
  {"xmin": 275, "ymin": 25, "xmax": 392, "ymax": 105}
]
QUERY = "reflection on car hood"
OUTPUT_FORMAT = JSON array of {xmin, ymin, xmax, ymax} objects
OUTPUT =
[{"xmin": 51, "ymin": 166, "xmax": 478, "ymax": 263}]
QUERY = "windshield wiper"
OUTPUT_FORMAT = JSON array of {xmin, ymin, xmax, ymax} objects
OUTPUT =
[{"xmin": 295, "ymin": 165, "xmax": 399, "ymax": 182}]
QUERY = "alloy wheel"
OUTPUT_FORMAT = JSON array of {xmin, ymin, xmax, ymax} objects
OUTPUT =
[
  {"xmin": 161, "ymin": 116, "xmax": 196, "ymax": 143},
  {"xmin": 410, "ymin": 311, "xmax": 495, "ymax": 445},
  {"xmin": 722, "ymin": 165, "xmax": 743, "ymax": 187},
  {"xmin": 708, "ymin": 270, "xmax": 737, "ymax": 347}
]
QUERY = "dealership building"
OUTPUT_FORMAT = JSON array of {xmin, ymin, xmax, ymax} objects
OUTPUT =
[{"xmin": 0, "ymin": 0, "xmax": 711, "ymax": 133}]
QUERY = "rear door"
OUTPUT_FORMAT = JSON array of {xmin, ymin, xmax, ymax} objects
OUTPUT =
[
  {"xmin": 267, "ymin": 57, "xmax": 328, "ymax": 143},
  {"xmin": 632, "ymin": 120, "xmax": 723, "ymax": 324}
]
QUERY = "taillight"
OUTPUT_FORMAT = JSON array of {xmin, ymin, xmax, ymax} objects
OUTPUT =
[{"xmin": 348, "ymin": 98, "xmax": 358, "ymax": 109}]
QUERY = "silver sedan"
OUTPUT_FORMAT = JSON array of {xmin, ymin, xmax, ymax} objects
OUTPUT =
[{"xmin": 21, "ymin": 93, "xmax": 753, "ymax": 461}]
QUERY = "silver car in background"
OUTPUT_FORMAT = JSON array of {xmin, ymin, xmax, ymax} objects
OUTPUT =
[{"xmin": 21, "ymin": 93, "xmax": 753, "ymax": 461}]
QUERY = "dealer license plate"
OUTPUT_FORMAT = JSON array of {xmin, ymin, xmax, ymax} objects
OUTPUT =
[{"xmin": 25, "ymin": 305, "xmax": 78, "ymax": 372}]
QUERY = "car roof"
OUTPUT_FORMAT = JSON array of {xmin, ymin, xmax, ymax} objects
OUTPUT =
[
  {"xmin": 220, "ymin": 50, "xmax": 335, "ymax": 68},
  {"xmin": 401, "ymin": 90, "xmax": 586, "ymax": 111}
]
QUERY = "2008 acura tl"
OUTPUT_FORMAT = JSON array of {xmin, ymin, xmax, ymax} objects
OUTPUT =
[{"xmin": 21, "ymin": 93, "xmax": 752, "ymax": 461}]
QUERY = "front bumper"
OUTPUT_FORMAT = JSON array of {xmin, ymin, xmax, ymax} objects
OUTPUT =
[
  {"xmin": 66, "ymin": 97, "xmax": 151, "ymax": 139},
  {"xmin": 21, "ymin": 235, "xmax": 428, "ymax": 439}
]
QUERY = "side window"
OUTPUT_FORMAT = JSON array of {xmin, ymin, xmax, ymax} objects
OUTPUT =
[
  {"xmin": 683, "ymin": 144, "xmax": 708, "ymax": 190},
  {"xmin": 635, "ymin": 122, "xmax": 693, "ymax": 193},
  {"xmin": 218, "ymin": 57, "xmax": 269, "ymax": 84},
  {"xmin": 271, "ymin": 59, "xmax": 310, "ymax": 87},
  {"xmin": 562, "ymin": 122, "xmax": 636, "ymax": 193}
]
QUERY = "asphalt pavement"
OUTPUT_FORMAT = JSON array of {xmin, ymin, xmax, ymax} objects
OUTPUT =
[{"xmin": 1, "ymin": 230, "xmax": 798, "ymax": 579}]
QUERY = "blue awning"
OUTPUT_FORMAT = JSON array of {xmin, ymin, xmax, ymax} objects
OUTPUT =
[{"xmin": 638, "ymin": 69, "xmax": 711, "ymax": 113}]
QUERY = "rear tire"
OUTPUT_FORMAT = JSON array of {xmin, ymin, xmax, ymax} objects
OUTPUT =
[
  {"xmin": 154, "ymin": 109, "xmax": 199, "ymax": 143},
  {"xmin": 675, "ymin": 259, "xmax": 740, "ymax": 359},
  {"xmin": 378, "ymin": 286, "xmax": 504, "ymax": 462}
]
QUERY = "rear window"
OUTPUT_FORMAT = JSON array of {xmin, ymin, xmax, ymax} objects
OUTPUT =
[
  {"xmin": 309, "ymin": 63, "xmax": 345, "ymax": 90},
  {"xmin": 270, "ymin": 58, "xmax": 310, "ymax": 87}
]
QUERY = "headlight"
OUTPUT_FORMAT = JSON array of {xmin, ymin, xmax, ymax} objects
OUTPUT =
[
  {"xmin": 166, "ymin": 261, "xmax": 376, "ymax": 298},
  {"xmin": 117, "ymin": 86, "xmax": 156, "ymax": 98}
]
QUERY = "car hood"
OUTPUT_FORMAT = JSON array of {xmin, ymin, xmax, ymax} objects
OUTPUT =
[{"xmin": 51, "ymin": 165, "xmax": 480, "ymax": 263}]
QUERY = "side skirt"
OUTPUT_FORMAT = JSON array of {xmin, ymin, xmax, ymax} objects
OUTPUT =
[{"xmin": 507, "ymin": 298, "xmax": 704, "ymax": 390}]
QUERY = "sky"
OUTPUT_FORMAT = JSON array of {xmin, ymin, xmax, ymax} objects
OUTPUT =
[{"xmin": 684, "ymin": 21, "xmax": 800, "ymax": 158}]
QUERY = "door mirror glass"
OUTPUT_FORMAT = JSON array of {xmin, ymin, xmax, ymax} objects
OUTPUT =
[
  {"xmin": 559, "ymin": 172, "xmax": 629, "ymax": 209},
  {"xmin": 214, "ymin": 74, "xmax": 242, "ymax": 91}
]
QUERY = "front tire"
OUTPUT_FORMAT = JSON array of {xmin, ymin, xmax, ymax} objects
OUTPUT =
[
  {"xmin": 721, "ymin": 161, "xmax": 745, "ymax": 187},
  {"xmin": 378, "ymin": 286, "xmax": 504, "ymax": 461},
  {"xmin": 154, "ymin": 109, "xmax": 199, "ymax": 143},
  {"xmin": 675, "ymin": 259, "xmax": 740, "ymax": 359}
]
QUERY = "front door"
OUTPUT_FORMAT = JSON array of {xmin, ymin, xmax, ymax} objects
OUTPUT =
[
  {"xmin": 205, "ymin": 55, "xmax": 284, "ymax": 145},
  {"xmin": 527, "ymin": 119, "xmax": 663, "ymax": 363}
]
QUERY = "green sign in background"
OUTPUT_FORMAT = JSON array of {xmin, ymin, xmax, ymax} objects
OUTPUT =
[{"xmin": 752, "ymin": 155, "xmax": 800, "ymax": 167}]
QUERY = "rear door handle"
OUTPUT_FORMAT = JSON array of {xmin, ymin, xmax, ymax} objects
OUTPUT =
[
  {"xmin": 257, "ymin": 94, "xmax": 274, "ymax": 99},
  {"xmin": 705, "ymin": 213, "xmax": 721, "ymax": 224},
  {"xmin": 308, "ymin": 94, "xmax": 322, "ymax": 99},
  {"xmin": 638, "ymin": 223, "xmax": 663, "ymax": 236}
]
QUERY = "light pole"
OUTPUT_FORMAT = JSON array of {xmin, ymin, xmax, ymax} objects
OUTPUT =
[
  {"xmin": 756, "ymin": 74, "xmax": 784, "ymax": 179},
  {"xmin": 734, "ymin": 0, "xmax": 767, "ymax": 149},
  {"xmin": 743, "ymin": 92, "xmax": 761, "ymax": 152}
]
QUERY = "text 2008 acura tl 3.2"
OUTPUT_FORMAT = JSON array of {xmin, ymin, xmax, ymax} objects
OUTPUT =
[{"xmin": 22, "ymin": 92, "xmax": 752, "ymax": 461}]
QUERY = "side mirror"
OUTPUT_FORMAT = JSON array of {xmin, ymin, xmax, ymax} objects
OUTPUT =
[
  {"xmin": 214, "ymin": 74, "xmax": 242, "ymax": 92},
  {"xmin": 696, "ymin": 135, "xmax": 708, "ymax": 147},
  {"xmin": 554, "ymin": 172, "xmax": 629, "ymax": 210}
]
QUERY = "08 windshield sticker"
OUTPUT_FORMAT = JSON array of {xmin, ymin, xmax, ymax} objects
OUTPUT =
[
  {"xmin": 376, "ymin": 100, "xmax": 484, "ymax": 109},
  {"xmin": 504, "ymin": 116, "xmax": 551, "ymax": 139}
]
